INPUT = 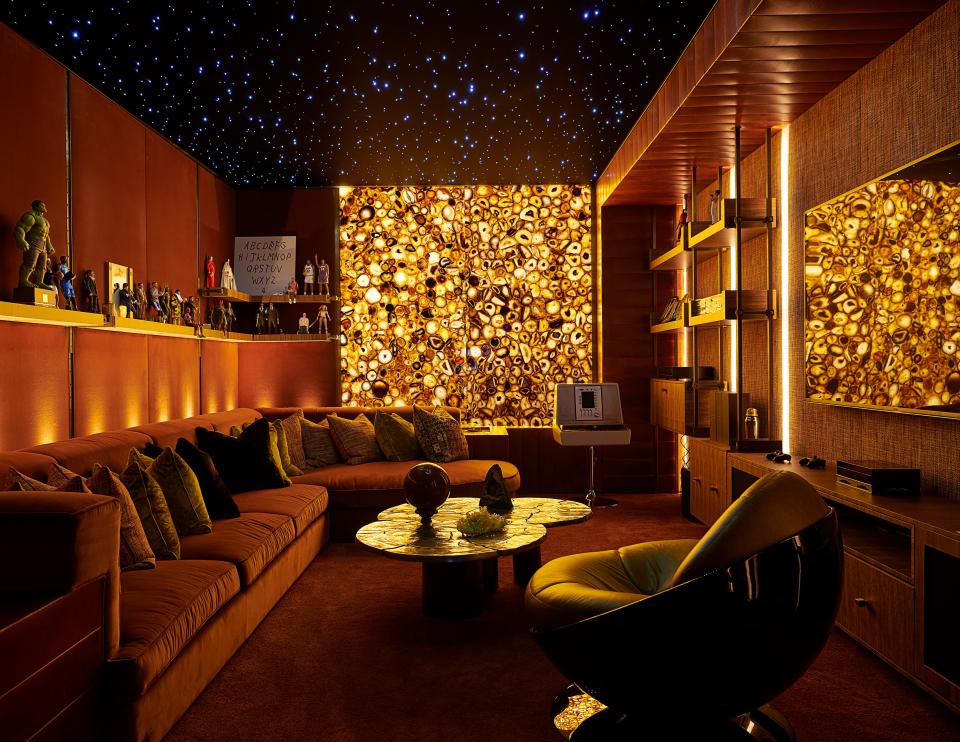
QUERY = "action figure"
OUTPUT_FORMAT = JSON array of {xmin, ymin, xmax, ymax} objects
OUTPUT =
[
  {"xmin": 317, "ymin": 258, "xmax": 330, "ymax": 297},
  {"xmin": 119, "ymin": 283, "xmax": 135, "ymax": 318},
  {"xmin": 169, "ymin": 289, "xmax": 183, "ymax": 325},
  {"xmin": 81, "ymin": 269, "xmax": 100, "ymax": 313},
  {"xmin": 255, "ymin": 304, "xmax": 266, "ymax": 334},
  {"xmin": 13, "ymin": 200, "xmax": 55, "ymax": 289},
  {"xmin": 135, "ymin": 282, "xmax": 148, "ymax": 320},
  {"xmin": 224, "ymin": 302, "xmax": 235, "ymax": 335},
  {"xmin": 57, "ymin": 256, "xmax": 76, "ymax": 310},
  {"xmin": 286, "ymin": 276, "xmax": 298, "ymax": 303},
  {"xmin": 159, "ymin": 285, "xmax": 171, "ymax": 322},
  {"xmin": 315, "ymin": 304, "xmax": 330, "ymax": 336},
  {"xmin": 709, "ymin": 190, "xmax": 721, "ymax": 223},
  {"xmin": 112, "ymin": 283, "xmax": 121, "ymax": 311},
  {"xmin": 205, "ymin": 256, "xmax": 216, "ymax": 289},
  {"xmin": 150, "ymin": 282, "xmax": 165, "ymax": 321},
  {"xmin": 303, "ymin": 258, "xmax": 316, "ymax": 295},
  {"xmin": 267, "ymin": 302, "xmax": 280, "ymax": 334},
  {"xmin": 211, "ymin": 300, "xmax": 226, "ymax": 333},
  {"xmin": 297, "ymin": 312, "xmax": 310, "ymax": 334},
  {"xmin": 183, "ymin": 295, "xmax": 195, "ymax": 327},
  {"xmin": 221, "ymin": 259, "xmax": 236, "ymax": 291},
  {"xmin": 676, "ymin": 208, "xmax": 688, "ymax": 244}
]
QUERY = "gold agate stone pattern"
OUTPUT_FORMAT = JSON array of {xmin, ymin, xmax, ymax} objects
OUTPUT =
[
  {"xmin": 339, "ymin": 185, "xmax": 593, "ymax": 426},
  {"xmin": 804, "ymin": 175, "xmax": 960, "ymax": 413}
]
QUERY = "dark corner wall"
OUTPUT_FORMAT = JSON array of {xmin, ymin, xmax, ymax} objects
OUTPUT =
[{"xmin": 0, "ymin": 23, "xmax": 338, "ymax": 451}]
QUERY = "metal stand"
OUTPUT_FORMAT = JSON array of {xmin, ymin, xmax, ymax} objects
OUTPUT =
[{"xmin": 585, "ymin": 446, "xmax": 618, "ymax": 508}]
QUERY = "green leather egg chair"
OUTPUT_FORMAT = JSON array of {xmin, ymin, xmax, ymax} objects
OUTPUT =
[{"xmin": 525, "ymin": 471, "xmax": 843, "ymax": 741}]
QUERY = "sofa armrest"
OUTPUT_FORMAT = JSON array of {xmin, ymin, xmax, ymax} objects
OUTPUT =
[{"xmin": 0, "ymin": 491, "xmax": 119, "ymax": 594}]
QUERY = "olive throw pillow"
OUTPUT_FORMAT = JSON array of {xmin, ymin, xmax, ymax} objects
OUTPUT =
[
  {"xmin": 175, "ymin": 438, "xmax": 239, "ymax": 520},
  {"xmin": 195, "ymin": 418, "xmax": 290, "ymax": 493},
  {"xmin": 299, "ymin": 417, "xmax": 341, "ymax": 469},
  {"xmin": 374, "ymin": 411, "xmax": 424, "ymax": 462},
  {"xmin": 272, "ymin": 420, "xmax": 303, "ymax": 477},
  {"xmin": 147, "ymin": 448, "xmax": 213, "ymax": 536},
  {"xmin": 115, "ymin": 450, "xmax": 180, "ymax": 560},
  {"xmin": 278, "ymin": 410, "xmax": 307, "ymax": 471},
  {"xmin": 326, "ymin": 414, "xmax": 383, "ymax": 465},
  {"xmin": 413, "ymin": 406, "xmax": 469, "ymax": 463}
]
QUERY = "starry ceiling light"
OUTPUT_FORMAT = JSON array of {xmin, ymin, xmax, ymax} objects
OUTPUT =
[{"xmin": 2, "ymin": 1, "xmax": 717, "ymax": 187}]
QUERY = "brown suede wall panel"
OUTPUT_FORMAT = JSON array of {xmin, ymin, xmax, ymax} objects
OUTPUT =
[
  {"xmin": 0, "ymin": 322, "xmax": 70, "ymax": 450},
  {"xmin": 0, "ymin": 24, "xmax": 68, "ymax": 302},
  {"xmin": 70, "ymin": 77, "xmax": 147, "ymax": 289},
  {"xmin": 200, "ymin": 341, "xmax": 239, "ymax": 414},
  {"xmin": 73, "ymin": 329, "xmax": 149, "ymax": 436},
  {"xmin": 198, "ymin": 168, "xmax": 237, "ymax": 282},
  {"xmin": 147, "ymin": 335, "xmax": 200, "ymax": 422},
  {"xmin": 145, "ymin": 131, "xmax": 198, "ymax": 297},
  {"xmin": 237, "ymin": 342, "xmax": 337, "ymax": 409}
]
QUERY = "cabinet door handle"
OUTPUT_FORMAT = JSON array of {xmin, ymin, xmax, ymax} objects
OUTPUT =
[
  {"xmin": 708, "ymin": 486, "xmax": 720, "ymax": 493},
  {"xmin": 854, "ymin": 597, "xmax": 869, "ymax": 608}
]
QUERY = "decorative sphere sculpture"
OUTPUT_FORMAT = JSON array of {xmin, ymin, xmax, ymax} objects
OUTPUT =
[{"xmin": 404, "ymin": 462, "xmax": 450, "ymax": 526}]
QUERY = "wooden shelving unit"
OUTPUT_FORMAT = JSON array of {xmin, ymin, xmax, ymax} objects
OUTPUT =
[
  {"xmin": 650, "ymin": 302, "xmax": 688, "ymax": 334},
  {"xmin": 687, "ymin": 289, "xmax": 777, "ymax": 328}
]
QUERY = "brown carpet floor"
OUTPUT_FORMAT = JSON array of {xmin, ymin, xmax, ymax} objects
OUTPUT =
[{"xmin": 168, "ymin": 494, "xmax": 960, "ymax": 741}]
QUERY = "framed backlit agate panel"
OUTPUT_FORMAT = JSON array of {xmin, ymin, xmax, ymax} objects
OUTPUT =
[
  {"xmin": 804, "ymin": 142, "xmax": 960, "ymax": 417},
  {"xmin": 339, "ymin": 185, "xmax": 593, "ymax": 426}
]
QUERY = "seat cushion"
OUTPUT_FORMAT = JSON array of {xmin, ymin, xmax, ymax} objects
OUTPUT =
[
  {"xmin": 294, "ymin": 459, "xmax": 520, "ymax": 510},
  {"xmin": 525, "ymin": 540, "xmax": 698, "ymax": 630},
  {"xmin": 109, "ymin": 559, "xmax": 240, "ymax": 697},
  {"xmin": 130, "ymin": 418, "xmax": 209, "ymax": 450},
  {"xmin": 231, "ymin": 484, "xmax": 328, "ymax": 536},
  {"xmin": 178, "ymin": 512, "xmax": 295, "ymax": 587}
]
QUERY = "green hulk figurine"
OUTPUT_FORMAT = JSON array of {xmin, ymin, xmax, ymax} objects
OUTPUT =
[{"xmin": 13, "ymin": 200, "xmax": 55, "ymax": 289}]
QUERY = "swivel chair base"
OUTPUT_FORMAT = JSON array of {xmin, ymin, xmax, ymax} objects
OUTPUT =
[{"xmin": 551, "ymin": 686, "xmax": 795, "ymax": 742}]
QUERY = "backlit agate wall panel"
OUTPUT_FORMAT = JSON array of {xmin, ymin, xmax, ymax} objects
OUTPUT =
[
  {"xmin": 339, "ymin": 185, "xmax": 592, "ymax": 426},
  {"xmin": 804, "ymin": 179, "xmax": 960, "ymax": 413}
]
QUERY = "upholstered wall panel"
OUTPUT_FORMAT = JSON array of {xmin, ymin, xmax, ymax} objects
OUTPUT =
[
  {"xmin": 0, "ymin": 322, "xmax": 70, "ymax": 449},
  {"xmin": 73, "ymin": 329, "xmax": 149, "ymax": 436},
  {"xmin": 198, "ymin": 167, "xmax": 236, "ymax": 285},
  {"xmin": 70, "ymin": 77, "xmax": 147, "ymax": 288},
  {"xmin": 147, "ymin": 336, "xmax": 200, "ymax": 423},
  {"xmin": 237, "ymin": 342, "xmax": 338, "ymax": 409},
  {"xmin": 200, "ymin": 341, "xmax": 239, "ymax": 414},
  {"xmin": 146, "ymin": 131, "xmax": 198, "ymax": 298},
  {"xmin": 0, "ymin": 24, "xmax": 68, "ymax": 302},
  {"xmin": 787, "ymin": 2, "xmax": 960, "ymax": 499}
]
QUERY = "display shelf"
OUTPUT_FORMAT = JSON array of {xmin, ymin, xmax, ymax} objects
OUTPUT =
[
  {"xmin": 250, "ymin": 333, "xmax": 337, "ymax": 342},
  {"xmin": 104, "ymin": 316, "xmax": 198, "ymax": 337},
  {"xmin": 0, "ymin": 301, "xmax": 106, "ymax": 327},
  {"xmin": 200, "ymin": 288, "xmax": 334, "ymax": 304},
  {"xmin": 650, "ymin": 302, "xmax": 688, "ymax": 334},
  {"xmin": 649, "ymin": 243, "xmax": 692, "ymax": 271},
  {"xmin": 688, "ymin": 289, "xmax": 776, "ymax": 328}
]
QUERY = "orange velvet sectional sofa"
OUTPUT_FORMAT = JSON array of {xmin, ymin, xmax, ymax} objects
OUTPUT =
[{"xmin": 0, "ymin": 406, "xmax": 519, "ymax": 741}]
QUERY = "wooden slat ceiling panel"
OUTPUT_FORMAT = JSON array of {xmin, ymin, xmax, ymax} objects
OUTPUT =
[{"xmin": 598, "ymin": 0, "xmax": 947, "ymax": 207}]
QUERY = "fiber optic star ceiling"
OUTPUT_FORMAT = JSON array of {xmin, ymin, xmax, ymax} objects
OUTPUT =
[{"xmin": 1, "ymin": 1, "xmax": 716, "ymax": 186}]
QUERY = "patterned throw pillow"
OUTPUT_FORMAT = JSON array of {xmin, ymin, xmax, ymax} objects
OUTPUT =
[
  {"xmin": 147, "ymin": 448, "xmax": 213, "ymax": 536},
  {"xmin": 175, "ymin": 438, "xmax": 239, "ymax": 520},
  {"xmin": 47, "ymin": 462, "xmax": 94, "ymax": 493},
  {"xmin": 8, "ymin": 466, "xmax": 90, "ymax": 493},
  {"xmin": 86, "ymin": 466, "xmax": 156, "ymax": 571},
  {"xmin": 116, "ymin": 450, "xmax": 180, "ymax": 560},
  {"xmin": 299, "ymin": 417, "xmax": 341, "ymax": 469},
  {"xmin": 195, "ymin": 418, "xmax": 290, "ymax": 493},
  {"xmin": 374, "ymin": 412, "xmax": 424, "ymax": 462},
  {"xmin": 413, "ymin": 406, "xmax": 469, "ymax": 463},
  {"xmin": 272, "ymin": 420, "xmax": 303, "ymax": 477},
  {"xmin": 278, "ymin": 411, "xmax": 307, "ymax": 471},
  {"xmin": 326, "ymin": 414, "xmax": 384, "ymax": 465}
]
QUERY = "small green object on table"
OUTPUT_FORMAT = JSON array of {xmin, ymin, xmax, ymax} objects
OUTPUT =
[{"xmin": 456, "ymin": 507, "xmax": 507, "ymax": 536}]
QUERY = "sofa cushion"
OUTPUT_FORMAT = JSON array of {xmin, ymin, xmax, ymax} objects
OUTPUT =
[
  {"xmin": 6, "ymin": 467, "xmax": 89, "ymax": 492},
  {"xmin": 374, "ymin": 411, "xmax": 423, "ymax": 461},
  {"xmin": 85, "ymin": 466, "xmax": 156, "ymax": 571},
  {"xmin": 0, "ymin": 452, "xmax": 59, "ymax": 484},
  {"xmin": 272, "ymin": 420, "xmax": 303, "ymax": 478},
  {"xmin": 200, "ymin": 408, "xmax": 262, "ymax": 433},
  {"xmin": 326, "ymin": 414, "xmax": 383, "ymax": 465},
  {"xmin": 116, "ymin": 451, "xmax": 180, "ymax": 561},
  {"xmin": 130, "ymin": 418, "xmax": 207, "ymax": 450},
  {"xmin": 293, "ymin": 459, "xmax": 520, "ymax": 509},
  {"xmin": 196, "ymin": 420, "xmax": 290, "ymax": 494},
  {"xmin": 299, "ymin": 417, "xmax": 340, "ymax": 469},
  {"xmin": 26, "ymin": 430, "xmax": 153, "ymax": 476},
  {"xmin": 178, "ymin": 512, "xmax": 295, "ymax": 587},
  {"xmin": 413, "ymin": 406, "xmax": 469, "ymax": 463},
  {"xmin": 147, "ymin": 448, "xmax": 213, "ymax": 537},
  {"xmin": 231, "ymin": 484, "xmax": 328, "ymax": 536},
  {"xmin": 174, "ymin": 438, "xmax": 239, "ymax": 520},
  {"xmin": 277, "ymin": 411, "xmax": 307, "ymax": 471},
  {"xmin": 47, "ymin": 463, "xmax": 95, "ymax": 493},
  {"xmin": 109, "ymin": 560, "xmax": 240, "ymax": 697}
]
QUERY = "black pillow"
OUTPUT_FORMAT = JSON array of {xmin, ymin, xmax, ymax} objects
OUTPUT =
[
  {"xmin": 195, "ymin": 418, "xmax": 290, "ymax": 493},
  {"xmin": 141, "ymin": 441, "xmax": 164, "ymax": 459},
  {"xmin": 175, "ymin": 437, "xmax": 240, "ymax": 519}
]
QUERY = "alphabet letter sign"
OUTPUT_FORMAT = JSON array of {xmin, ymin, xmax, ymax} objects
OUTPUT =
[{"xmin": 233, "ymin": 236, "xmax": 296, "ymax": 295}]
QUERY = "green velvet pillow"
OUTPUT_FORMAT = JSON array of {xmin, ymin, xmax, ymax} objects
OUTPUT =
[
  {"xmin": 147, "ymin": 448, "xmax": 213, "ymax": 536},
  {"xmin": 115, "ymin": 450, "xmax": 180, "ymax": 560},
  {"xmin": 268, "ymin": 424, "xmax": 293, "ymax": 484},
  {"xmin": 272, "ymin": 420, "xmax": 303, "ymax": 477},
  {"xmin": 374, "ymin": 411, "xmax": 424, "ymax": 461}
]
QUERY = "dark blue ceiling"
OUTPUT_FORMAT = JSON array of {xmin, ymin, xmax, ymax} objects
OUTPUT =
[{"xmin": 2, "ymin": 1, "xmax": 716, "ymax": 187}]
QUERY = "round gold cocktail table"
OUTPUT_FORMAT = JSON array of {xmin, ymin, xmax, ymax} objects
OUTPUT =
[{"xmin": 356, "ymin": 497, "xmax": 591, "ymax": 619}]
